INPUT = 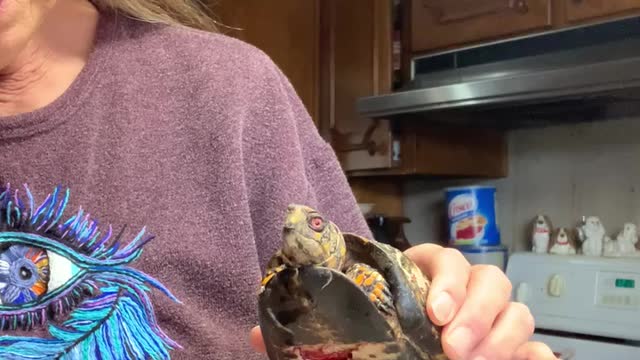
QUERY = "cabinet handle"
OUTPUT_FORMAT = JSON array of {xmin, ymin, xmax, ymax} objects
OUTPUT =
[
  {"xmin": 331, "ymin": 121, "xmax": 381, "ymax": 156},
  {"xmin": 422, "ymin": 0, "xmax": 529, "ymax": 24}
]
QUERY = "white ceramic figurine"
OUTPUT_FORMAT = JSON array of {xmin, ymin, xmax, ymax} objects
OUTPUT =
[
  {"xmin": 531, "ymin": 214, "xmax": 553, "ymax": 254},
  {"xmin": 549, "ymin": 227, "xmax": 577, "ymax": 255},
  {"xmin": 577, "ymin": 216, "xmax": 607, "ymax": 256},
  {"xmin": 604, "ymin": 222, "xmax": 639, "ymax": 257}
]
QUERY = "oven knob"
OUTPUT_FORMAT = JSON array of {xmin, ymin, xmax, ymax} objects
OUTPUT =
[
  {"xmin": 515, "ymin": 282, "xmax": 530, "ymax": 304},
  {"xmin": 548, "ymin": 274, "xmax": 565, "ymax": 297}
]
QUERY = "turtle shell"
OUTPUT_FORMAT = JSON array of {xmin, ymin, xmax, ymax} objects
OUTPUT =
[{"xmin": 257, "ymin": 232, "xmax": 447, "ymax": 360}]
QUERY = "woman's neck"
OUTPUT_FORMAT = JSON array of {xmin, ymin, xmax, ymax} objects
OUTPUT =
[{"xmin": 0, "ymin": 0, "xmax": 99, "ymax": 117}]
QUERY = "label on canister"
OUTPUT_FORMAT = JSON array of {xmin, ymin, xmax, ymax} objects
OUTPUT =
[{"xmin": 446, "ymin": 186, "xmax": 500, "ymax": 246}]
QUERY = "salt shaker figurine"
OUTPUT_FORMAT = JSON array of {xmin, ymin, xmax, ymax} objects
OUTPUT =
[
  {"xmin": 604, "ymin": 223, "xmax": 639, "ymax": 257},
  {"xmin": 549, "ymin": 227, "xmax": 577, "ymax": 255},
  {"xmin": 531, "ymin": 214, "xmax": 553, "ymax": 254},
  {"xmin": 577, "ymin": 216, "xmax": 607, "ymax": 256}
]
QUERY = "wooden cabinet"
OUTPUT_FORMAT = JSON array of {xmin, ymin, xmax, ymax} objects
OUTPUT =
[
  {"xmin": 348, "ymin": 123, "xmax": 508, "ymax": 178},
  {"xmin": 212, "ymin": 0, "xmax": 395, "ymax": 171},
  {"xmin": 565, "ymin": 0, "xmax": 640, "ymax": 23},
  {"xmin": 407, "ymin": 0, "xmax": 640, "ymax": 55},
  {"xmin": 323, "ymin": 0, "xmax": 396, "ymax": 171},
  {"xmin": 410, "ymin": 0, "xmax": 553, "ymax": 53},
  {"xmin": 211, "ymin": 0, "xmax": 508, "ymax": 178}
]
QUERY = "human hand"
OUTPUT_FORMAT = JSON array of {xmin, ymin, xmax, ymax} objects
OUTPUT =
[
  {"xmin": 249, "ymin": 243, "xmax": 557, "ymax": 360},
  {"xmin": 401, "ymin": 244, "xmax": 556, "ymax": 360}
]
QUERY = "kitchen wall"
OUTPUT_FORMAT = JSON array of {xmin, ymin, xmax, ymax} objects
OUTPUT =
[{"xmin": 403, "ymin": 114, "xmax": 640, "ymax": 252}]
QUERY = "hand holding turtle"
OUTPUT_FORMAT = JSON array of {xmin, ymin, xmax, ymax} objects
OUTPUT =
[
  {"xmin": 402, "ymin": 244, "xmax": 556, "ymax": 360},
  {"xmin": 250, "ymin": 205, "xmax": 557, "ymax": 360}
]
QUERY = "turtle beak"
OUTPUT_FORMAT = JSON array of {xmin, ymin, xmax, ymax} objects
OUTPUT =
[
  {"xmin": 283, "ymin": 223, "xmax": 295, "ymax": 233},
  {"xmin": 284, "ymin": 206, "xmax": 295, "ymax": 231},
  {"xmin": 283, "ymin": 219, "xmax": 296, "ymax": 236}
]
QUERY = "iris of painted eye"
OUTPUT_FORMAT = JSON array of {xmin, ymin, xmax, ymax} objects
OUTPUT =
[
  {"xmin": 309, "ymin": 217, "xmax": 324, "ymax": 231},
  {"xmin": 0, "ymin": 245, "xmax": 79, "ymax": 306}
]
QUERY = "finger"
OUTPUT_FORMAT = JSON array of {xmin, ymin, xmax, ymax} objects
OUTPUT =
[
  {"xmin": 440, "ymin": 264, "xmax": 512, "ymax": 359},
  {"xmin": 466, "ymin": 302, "xmax": 535, "ymax": 360},
  {"xmin": 404, "ymin": 244, "xmax": 471, "ymax": 326},
  {"xmin": 513, "ymin": 341, "xmax": 559, "ymax": 360},
  {"xmin": 249, "ymin": 326, "xmax": 266, "ymax": 353}
]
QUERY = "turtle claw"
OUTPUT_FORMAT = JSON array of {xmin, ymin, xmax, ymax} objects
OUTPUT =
[
  {"xmin": 262, "ymin": 264, "xmax": 287, "ymax": 288},
  {"xmin": 345, "ymin": 263, "xmax": 395, "ymax": 315}
]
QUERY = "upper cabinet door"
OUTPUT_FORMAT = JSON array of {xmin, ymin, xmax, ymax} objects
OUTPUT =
[
  {"xmin": 410, "ymin": 0, "xmax": 553, "ymax": 53},
  {"xmin": 322, "ymin": 0, "xmax": 396, "ymax": 171},
  {"xmin": 565, "ymin": 0, "xmax": 640, "ymax": 23}
]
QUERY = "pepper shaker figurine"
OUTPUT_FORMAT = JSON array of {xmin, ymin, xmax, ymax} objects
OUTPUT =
[
  {"xmin": 549, "ymin": 227, "xmax": 577, "ymax": 255},
  {"xmin": 530, "ymin": 214, "xmax": 553, "ymax": 253}
]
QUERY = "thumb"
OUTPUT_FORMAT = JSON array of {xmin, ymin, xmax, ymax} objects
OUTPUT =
[
  {"xmin": 404, "ymin": 245, "xmax": 470, "ymax": 326},
  {"xmin": 249, "ymin": 326, "xmax": 266, "ymax": 353}
]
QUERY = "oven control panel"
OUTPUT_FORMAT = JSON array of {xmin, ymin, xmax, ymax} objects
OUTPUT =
[
  {"xmin": 596, "ymin": 271, "xmax": 640, "ymax": 309},
  {"xmin": 506, "ymin": 252, "xmax": 640, "ymax": 341}
]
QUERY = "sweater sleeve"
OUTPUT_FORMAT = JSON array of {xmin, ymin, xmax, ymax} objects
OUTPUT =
[{"xmin": 240, "ymin": 51, "xmax": 373, "ymax": 272}]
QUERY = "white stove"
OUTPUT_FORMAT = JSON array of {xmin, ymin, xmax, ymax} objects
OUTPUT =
[{"xmin": 506, "ymin": 252, "xmax": 640, "ymax": 360}]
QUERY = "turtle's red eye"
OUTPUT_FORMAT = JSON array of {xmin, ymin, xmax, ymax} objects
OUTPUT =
[{"xmin": 309, "ymin": 217, "xmax": 324, "ymax": 231}]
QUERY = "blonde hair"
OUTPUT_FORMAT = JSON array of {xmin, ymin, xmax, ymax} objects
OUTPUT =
[{"xmin": 97, "ymin": 0, "xmax": 220, "ymax": 32}]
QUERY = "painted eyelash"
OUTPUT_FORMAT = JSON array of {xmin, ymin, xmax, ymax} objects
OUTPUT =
[{"xmin": 0, "ymin": 184, "xmax": 152, "ymax": 262}]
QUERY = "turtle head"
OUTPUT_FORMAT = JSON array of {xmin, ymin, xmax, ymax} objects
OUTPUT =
[{"xmin": 280, "ymin": 204, "xmax": 345, "ymax": 269}]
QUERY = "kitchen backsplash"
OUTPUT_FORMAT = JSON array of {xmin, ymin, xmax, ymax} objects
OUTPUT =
[{"xmin": 403, "ymin": 114, "xmax": 640, "ymax": 252}]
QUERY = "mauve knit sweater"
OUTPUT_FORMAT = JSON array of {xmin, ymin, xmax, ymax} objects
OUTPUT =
[{"xmin": 0, "ymin": 11, "xmax": 372, "ymax": 360}]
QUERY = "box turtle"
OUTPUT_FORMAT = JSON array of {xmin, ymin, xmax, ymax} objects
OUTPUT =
[{"xmin": 258, "ymin": 204, "xmax": 448, "ymax": 360}]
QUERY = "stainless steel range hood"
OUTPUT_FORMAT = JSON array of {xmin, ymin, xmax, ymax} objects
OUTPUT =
[{"xmin": 357, "ymin": 17, "xmax": 640, "ymax": 122}]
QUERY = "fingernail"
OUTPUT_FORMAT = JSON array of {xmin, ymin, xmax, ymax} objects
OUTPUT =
[
  {"xmin": 446, "ymin": 326, "xmax": 474, "ymax": 358},
  {"xmin": 472, "ymin": 356, "xmax": 487, "ymax": 360},
  {"xmin": 431, "ymin": 292, "xmax": 455, "ymax": 324}
]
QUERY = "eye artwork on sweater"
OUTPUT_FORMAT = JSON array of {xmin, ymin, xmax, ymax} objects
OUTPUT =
[{"xmin": 0, "ymin": 184, "xmax": 180, "ymax": 359}]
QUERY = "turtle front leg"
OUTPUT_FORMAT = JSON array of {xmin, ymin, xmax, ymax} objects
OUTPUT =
[
  {"xmin": 345, "ymin": 263, "xmax": 394, "ymax": 315},
  {"xmin": 261, "ymin": 265, "xmax": 287, "ymax": 287},
  {"xmin": 261, "ymin": 252, "xmax": 287, "ymax": 288}
]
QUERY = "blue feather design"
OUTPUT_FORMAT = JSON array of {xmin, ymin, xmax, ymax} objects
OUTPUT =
[{"xmin": 0, "ymin": 273, "xmax": 181, "ymax": 360}]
